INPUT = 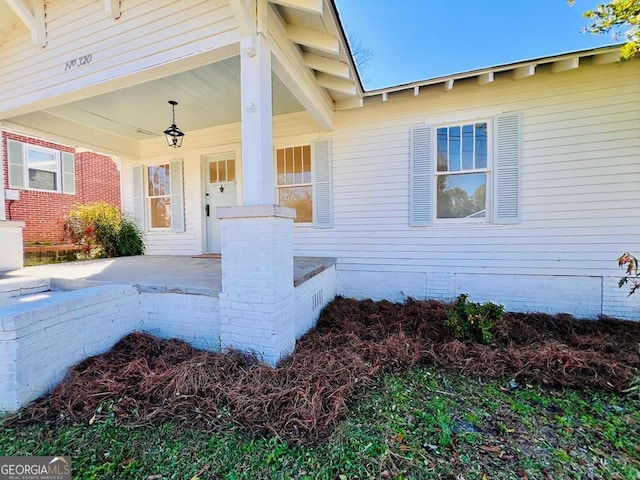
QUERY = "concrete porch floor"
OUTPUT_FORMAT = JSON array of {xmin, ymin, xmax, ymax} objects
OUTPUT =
[{"xmin": 0, "ymin": 255, "xmax": 337, "ymax": 296}]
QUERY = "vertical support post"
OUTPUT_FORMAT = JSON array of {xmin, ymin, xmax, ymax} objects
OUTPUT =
[
  {"xmin": 240, "ymin": 34, "xmax": 274, "ymax": 206},
  {"xmin": 217, "ymin": 32, "xmax": 296, "ymax": 366}
]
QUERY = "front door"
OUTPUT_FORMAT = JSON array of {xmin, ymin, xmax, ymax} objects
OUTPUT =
[{"xmin": 204, "ymin": 153, "xmax": 237, "ymax": 253}]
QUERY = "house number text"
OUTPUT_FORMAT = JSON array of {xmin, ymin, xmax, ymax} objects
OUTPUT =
[{"xmin": 64, "ymin": 54, "xmax": 92, "ymax": 71}]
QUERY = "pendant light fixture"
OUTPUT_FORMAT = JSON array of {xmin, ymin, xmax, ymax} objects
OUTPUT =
[{"xmin": 163, "ymin": 100, "xmax": 185, "ymax": 148}]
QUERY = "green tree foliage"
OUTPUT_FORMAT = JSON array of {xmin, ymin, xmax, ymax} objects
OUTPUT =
[
  {"xmin": 571, "ymin": 0, "xmax": 640, "ymax": 59},
  {"xmin": 66, "ymin": 201, "xmax": 144, "ymax": 258}
]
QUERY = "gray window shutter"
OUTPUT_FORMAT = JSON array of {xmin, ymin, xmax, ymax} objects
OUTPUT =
[
  {"xmin": 170, "ymin": 159, "xmax": 185, "ymax": 232},
  {"xmin": 61, "ymin": 152, "xmax": 76, "ymax": 194},
  {"xmin": 409, "ymin": 125, "xmax": 433, "ymax": 226},
  {"xmin": 313, "ymin": 138, "xmax": 333, "ymax": 228},
  {"xmin": 7, "ymin": 140, "xmax": 25, "ymax": 189},
  {"xmin": 493, "ymin": 112, "xmax": 522, "ymax": 224},
  {"xmin": 132, "ymin": 164, "xmax": 145, "ymax": 230}
]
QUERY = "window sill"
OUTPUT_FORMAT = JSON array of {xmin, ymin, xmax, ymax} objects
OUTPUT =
[{"xmin": 414, "ymin": 222, "xmax": 505, "ymax": 230}]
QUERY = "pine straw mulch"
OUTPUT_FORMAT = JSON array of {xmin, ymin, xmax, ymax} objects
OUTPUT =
[{"xmin": 6, "ymin": 297, "xmax": 640, "ymax": 444}]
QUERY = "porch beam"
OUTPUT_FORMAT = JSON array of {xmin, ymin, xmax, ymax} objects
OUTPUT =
[
  {"xmin": 104, "ymin": 0, "xmax": 120, "ymax": 19},
  {"xmin": 268, "ymin": 6, "xmax": 334, "ymax": 130},
  {"xmin": 228, "ymin": 0, "xmax": 256, "ymax": 46},
  {"xmin": 6, "ymin": 0, "xmax": 45, "ymax": 46},
  {"xmin": 315, "ymin": 72, "xmax": 357, "ymax": 96},
  {"xmin": 287, "ymin": 24, "xmax": 339, "ymax": 55},
  {"xmin": 551, "ymin": 57, "xmax": 579, "ymax": 73},
  {"xmin": 269, "ymin": 0, "xmax": 323, "ymax": 15},
  {"xmin": 303, "ymin": 52, "xmax": 350, "ymax": 79}
]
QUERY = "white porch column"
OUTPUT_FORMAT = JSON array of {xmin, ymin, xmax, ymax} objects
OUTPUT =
[
  {"xmin": 218, "ymin": 205, "xmax": 296, "ymax": 365},
  {"xmin": 217, "ymin": 34, "xmax": 296, "ymax": 366},
  {"xmin": 239, "ymin": 34, "xmax": 274, "ymax": 206}
]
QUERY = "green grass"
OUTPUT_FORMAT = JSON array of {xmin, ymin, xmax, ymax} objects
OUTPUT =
[{"xmin": 2, "ymin": 368, "xmax": 639, "ymax": 479}]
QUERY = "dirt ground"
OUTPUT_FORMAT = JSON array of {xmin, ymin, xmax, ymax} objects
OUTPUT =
[{"xmin": 10, "ymin": 297, "xmax": 640, "ymax": 444}]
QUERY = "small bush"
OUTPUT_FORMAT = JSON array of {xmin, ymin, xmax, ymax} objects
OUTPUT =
[
  {"xmin": 445, "ymin": 294, "xmax": 504, "ymax": 344},
  {"xmin": 66, "ymin": 202, "xmax": 144, "ymax": 258}
]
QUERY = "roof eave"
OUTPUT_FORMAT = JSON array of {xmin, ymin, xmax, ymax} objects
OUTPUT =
[{"xmin": 365, "ymin": 44, "xmax": 625, "ymax": 99}]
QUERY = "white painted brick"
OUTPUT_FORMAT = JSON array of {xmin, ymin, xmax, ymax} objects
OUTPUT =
[
  {"xmin": 454, "ymin": 274, "xmax": 602, "ymax": 317},
  {"xmin": 295, "ymin": 265, "xmax": 337, "ymax": 338},
  {"xmin": 219, "ymin": 212, "xmax": 297, "ymax": 365},
  {"xmin": 338, "ymin": 270, "xmax": 427, "ymax": 302}
]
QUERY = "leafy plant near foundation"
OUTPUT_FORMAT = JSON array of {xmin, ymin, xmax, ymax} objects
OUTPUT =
[
  {"xmin": 618, "ymin": 251, "xmax": 640, "ymax": 296},
  {"xmin": 445, "ymin": 294, "xmax": 505, "ymax": 344},
  {"xmin": 66, "ymin": 201, "xmax": 144, "ymax": 258}
]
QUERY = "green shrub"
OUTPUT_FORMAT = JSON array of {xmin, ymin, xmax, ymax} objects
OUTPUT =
[
  {"xmin": 66, "ymin": 202, "xmax": 144, "ymax": 258},
  {"xmin": 116, "ymin": 222, "xmax": 145, "ymax": 256},
  {"xmin": 445, "ymin": 294, "xmax": 504, "ymax": 344}
]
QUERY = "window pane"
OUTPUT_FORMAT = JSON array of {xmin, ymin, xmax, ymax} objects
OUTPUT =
[
  {"xmin": 302, "ymin": 145, "xmax": 312, "ymax": 183},
  {"xmin": 28, "ymin": 169, "xmax": 57, "ymax": 190},
  {"xmin": 448, "ymin": 126, "xmax": 461, "ymax": 172},
  {"xmin": 209, "ymin": 162, "xmax": 218, "ymax": 183},
  {"xmin": 462, "ymin": 124, "xmax": 474, "ymax": 170},
  {"xmin": 27, "ymin": 149, "xmax": 57, "ymax": 172},
  {"xmin": 475, "ymin": 123, "xmax": 488, "ymax": 169},
  {"xmin": 437, "ymin": 128, "xmax": 448, "ymax": 172},
  {"xmin": 227, "ymin": 159, "xmax": 236, "ymax": 181},
  {"xmin": 218, "ymin": 160, "xmax": 227, "ymax": 182},
  {"xmin": 149, "ymin": 165, "xmax": 170, "ymax": 196},
  {"xmin": 150, "ymin": 197, "xmax": 172, "ymax": 228},
  {"xmin": 277, "ymin": 149, "xmax": 285, "ymax": 185},
  {"xmin": 436, "ymin": 172, "xmax": 486, "ymax": 219},
  {"xmin": 285, "ymin": 148, "xmax": 295, "ymax": 184},
  {"xmin": 278, "ymin": 186, "xmax": 312, "ymax": 223},
  {"xmin": 293, "ymin": 147, "xmax": 299, "ymax": 183}
]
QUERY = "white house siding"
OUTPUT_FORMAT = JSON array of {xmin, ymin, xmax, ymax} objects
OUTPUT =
[
  {"xmin": 0, "ymin": 0, "xmax": 237, "ymax": 118},
  {"xmin": 293, "ymin": 59, "xmax": 640, "ymax": 320}
]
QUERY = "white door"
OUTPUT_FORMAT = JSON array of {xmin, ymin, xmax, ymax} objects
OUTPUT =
[{"xmin": 204, "ymin": 153, "xmax": 237, "ymax": 253}]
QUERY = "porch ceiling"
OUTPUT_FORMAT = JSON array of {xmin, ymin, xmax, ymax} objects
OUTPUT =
[
  {"xmin": 1, "ymin": 0, "xmax": 362, "ymax": 144},
  {"xmin": 0, "ymin": 2, "xmax": 18, "ymax": 45},
  {"xmin": 38, "ymin": 56, "xmax": 304, "ymax": 142}
]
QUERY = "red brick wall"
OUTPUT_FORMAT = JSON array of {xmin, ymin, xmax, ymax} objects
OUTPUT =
[{"xmin": 2, "ymin": 131, "xmax": 121, "ymax": 244}]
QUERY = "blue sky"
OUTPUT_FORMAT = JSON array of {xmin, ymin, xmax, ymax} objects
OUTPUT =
[{"xmin": 334, "ymin": 0, "xmax": 617, "ymax": 90}]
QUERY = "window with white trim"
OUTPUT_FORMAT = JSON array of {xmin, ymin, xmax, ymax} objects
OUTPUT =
[
  {"xmin": 409, "ymin": 112, "xmax": 522, "ymax": 227},
  {"xmin": 7, "ymin": 139, "xmax": 75, "ymax": 194},
  {"xmin": 132, "ymin": 160, "xmax": 184, "ymax": 233},
  {"xmin": 276, "ymin": 145, "xmax": 312, "ymax": 223},
  {"xmin": 275, "ymin": 139, "xmax": 333, "ymax": 228},
  {"xmin": 147, "ymin": 164, "xmax": 172, "ymax": 229},
  {"xmin": 435, "ymin": 122, "xmax": 489, "ymax": 220}
]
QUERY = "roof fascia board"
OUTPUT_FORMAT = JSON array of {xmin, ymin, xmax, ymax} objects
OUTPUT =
[{"xmin": 365, "ymin": 45, "xmax": 624, "ymax": 98}]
